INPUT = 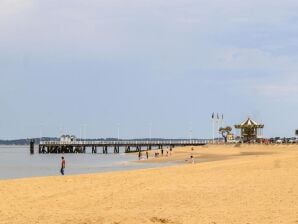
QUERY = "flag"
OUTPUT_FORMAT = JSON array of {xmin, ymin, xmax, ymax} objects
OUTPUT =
[{"xmin": 212, "ymin": 112, "xmax": 214, "ymax": 119}]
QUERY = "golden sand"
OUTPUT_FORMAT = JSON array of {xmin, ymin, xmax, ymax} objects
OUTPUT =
[{"xmin": 1, "ymin": 144, "xmax": 298, "ymax": 224}]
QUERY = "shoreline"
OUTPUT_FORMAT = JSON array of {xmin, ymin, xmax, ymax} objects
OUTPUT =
[{"xmin": 0, "ymin": 144, "xmax": 285, "ymax": 181}]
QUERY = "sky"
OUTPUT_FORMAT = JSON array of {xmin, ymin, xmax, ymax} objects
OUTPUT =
[{"xmin": 1, "ymin": 0, "xmax": 298, "ymax": 139}]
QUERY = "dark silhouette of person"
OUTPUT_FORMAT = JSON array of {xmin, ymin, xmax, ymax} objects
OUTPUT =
[{"xmin": 60, "ymin": 157, "xmax": 65, "ymax": 175}]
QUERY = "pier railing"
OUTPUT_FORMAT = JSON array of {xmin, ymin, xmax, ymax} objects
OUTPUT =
[
  {"xmin": 38, "ymin": 139, "xmax": 210, "ymax": 154},
  {"xmin": 40, "ymin": 139, "xmax": 209, "ymax": 146}
]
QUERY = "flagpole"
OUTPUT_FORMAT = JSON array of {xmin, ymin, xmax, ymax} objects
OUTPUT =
[
  {"xmin": 222, "ymin": 114, "xmax": 224, "ymax": 128},
  {"xmin": 212, "ymin": 118, "xmax": 214, "ymax": 144},
  {"xmin": 214, "ymin": 113, "xmax": 217, "ymax": 143},
  {"xmin": 212, "ymin": 113, "xmax": 215, "ymax": 144},
  {"xmin": 217, "ymin": 117, "xmax": 219, "ymax": 143}
]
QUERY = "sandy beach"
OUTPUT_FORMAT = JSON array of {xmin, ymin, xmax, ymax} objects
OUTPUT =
[{"xmin": 1, "ymin": 144, "xmax": 298, "ymax": 224}]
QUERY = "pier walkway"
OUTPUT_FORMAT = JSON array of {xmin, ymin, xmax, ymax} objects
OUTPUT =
[{"xmin": 38, "ymin": 140, "xmax": 208, "ymax": 154}]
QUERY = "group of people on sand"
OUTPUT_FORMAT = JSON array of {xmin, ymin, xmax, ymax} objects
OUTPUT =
[
  {"xmin": 138, "ymin": 148, "xmax": 173, "ymax": 160},
  {"xmin": 60, "ymin": 147, "xmax": 196, "ymax": 176}
]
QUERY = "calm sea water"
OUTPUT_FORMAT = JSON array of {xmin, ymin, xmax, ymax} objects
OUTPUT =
[{"xmin": 0, "ymin": 145, "xmax": 172, "ymax": 180}]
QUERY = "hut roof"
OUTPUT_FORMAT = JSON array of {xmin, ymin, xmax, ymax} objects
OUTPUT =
[{"xmin": 235, "ymin": 117, "xmax": 264, "ymax": 128}]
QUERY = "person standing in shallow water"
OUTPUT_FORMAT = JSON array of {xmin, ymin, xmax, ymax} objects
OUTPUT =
[{"xmin": 60, "ymin": 157, "xmax": 65, "ymax": 175}]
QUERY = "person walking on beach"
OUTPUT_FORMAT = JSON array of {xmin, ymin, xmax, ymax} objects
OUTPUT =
[
  {"xmin": 60, "ymin": 157, "xmax": 65, "ymax": 175},
  {"xmin": 190, "ymin": 155, "xmax": 195, "ymax": 164},
  {"xmin": 146, "ymin": 151, "xmax": 149, "ymax": 160},
  {"xmin": 138, "ymin": 151, "xmax": 142, "ymax": 160}
]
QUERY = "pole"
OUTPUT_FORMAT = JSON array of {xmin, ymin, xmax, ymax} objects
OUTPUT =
[
  {"xmin": 83, "ymin": 124, "xmax": 87, "ymax": 143},
  {"xmin": 79, "ymin": 127, "xmax": 82, "ymax": 141},
  {"xmin": 117, "ymin": 123, "xmax": 120, "ymax": 140},
  {"xmin": 216, "ymin": 115, "xmax": 219, "ymax": 143},
  {"xmin": 189, "ymin": 123, "xmax": 192, "ymax": 144},
  {"xmin": 212, "ymin": 118, "xmax": 215, "ymax": 144},
  {"xmin": 222, "ymin": 114, "xmax": 224, "ymax": 128},
  {"xmin": 39, "ymin": 124, "xmax": 43, "ymax": 143},
  {"xmin": 60, "ymin": 126, "xmax": 63, "ymax": 137},
  {"xmin": 149, "ymin": 123, "xmax": 152, "ymax": 141}
]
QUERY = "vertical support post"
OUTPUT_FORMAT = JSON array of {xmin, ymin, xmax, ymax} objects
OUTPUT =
[
  {"xmin": 103, "ymin": 146, "xmax": 108, "ymax": 154},
  {"xmin": 125, "ymin": 146, "xmax": 131, "ymax": 153},
  {"xmin": 30, "ymin": 140, "xmax": 35, "ymax": 154}
]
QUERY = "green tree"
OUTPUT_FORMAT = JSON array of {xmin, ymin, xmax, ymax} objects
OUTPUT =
[{"xmin": 219, "ymin": 126, "xmax": 232, "ymax": 143}]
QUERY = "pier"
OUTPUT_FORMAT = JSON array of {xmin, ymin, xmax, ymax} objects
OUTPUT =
[{"xmin": 38, "ymin": 140, "xmax": 208, "ymax": 154}]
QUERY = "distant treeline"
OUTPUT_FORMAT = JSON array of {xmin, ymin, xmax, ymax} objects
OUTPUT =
[
  {"xmin": 0, "ymin": 139, "xmax": 34, "ymax": 145},
  {"xmin": 0, "ymin": 138, "xmax": 58, "ymax": 145},
  {"xmin": 0, "ymin": 137, "xmax": 206, "ymax": 145}
]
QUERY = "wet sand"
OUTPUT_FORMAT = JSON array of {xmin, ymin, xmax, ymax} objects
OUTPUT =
[
  {"xmin": 1, "ymin": 144, "xmax": 298, "ymax": 224},
  {"xmin": 137, "ymin": 143, "xmax": 278, "ymax": 164}
]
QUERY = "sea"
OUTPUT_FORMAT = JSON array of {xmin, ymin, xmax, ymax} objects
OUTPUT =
[{"xmin": 0, "ymin": 145, "xmax": 173, "ymax": 180}]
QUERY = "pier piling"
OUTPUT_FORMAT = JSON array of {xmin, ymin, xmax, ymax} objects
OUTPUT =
[{"xmin": 30, "ymin": 140, "xmax": 35, "ymax": 154}]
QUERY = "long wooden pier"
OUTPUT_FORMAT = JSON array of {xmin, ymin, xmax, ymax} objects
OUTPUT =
[{"xmin": 38, "ymin": 140, "xmax": 208, "ymax": 154}]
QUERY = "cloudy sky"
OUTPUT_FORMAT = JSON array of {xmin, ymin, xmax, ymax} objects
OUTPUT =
[{"xmin": 1, "ymin": 0, "xmax": 298, "ymax": 139}]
